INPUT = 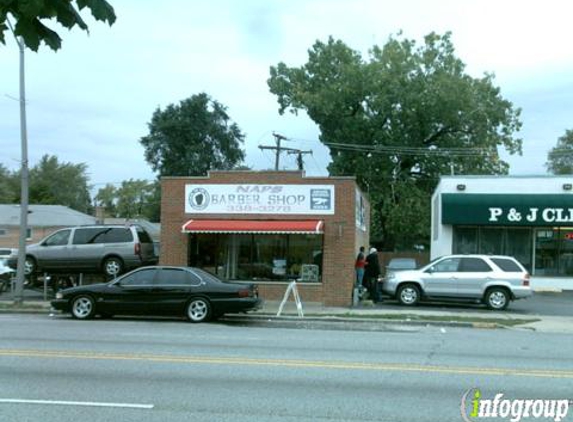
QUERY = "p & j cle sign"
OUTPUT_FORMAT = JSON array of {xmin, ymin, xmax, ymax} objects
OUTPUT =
[
  {"xmin": 441, "ymin": 194, "xmax": 573, "ymax": 226},
  {"xmin": 185, "ymin": 184, "xmax": 335, "ymax": 215}
]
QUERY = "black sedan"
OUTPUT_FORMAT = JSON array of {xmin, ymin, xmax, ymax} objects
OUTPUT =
[{"xmin": 51, "ymin": 266, "xmax": 262, "ymax": 322}]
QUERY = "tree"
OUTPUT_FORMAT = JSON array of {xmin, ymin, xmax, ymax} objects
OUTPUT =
[
  {"xmin": 546, "ymin": 129, "xmax": 573, "ymax": 175},
  {"xmin": 95, "ymin": 179, "xmax": 161, "ymax": 222},
  {"xmin": 0, "ymin": 0, "xmax": 116, "ymax": 51},
  {"xmin": 94, "ymin": 183, "xmax": 117, "ymax": 216},
  {"xmin": 27, "ymin": 155, "xmax": 91, "ymax": 213},
  {"xmin": 0, "ymin": 164, "xmax": 18, "ymax": 203},
  {"xmin": 268, "ymin": 33, "xmax": 522, "ymax": 250},
  {"xmin": 115, "ymin": 179, "xmax": 154, "ymax": 219},
  {"xmin": 140, "ymin": 93, "xmax": 246, "ymax": 177}
]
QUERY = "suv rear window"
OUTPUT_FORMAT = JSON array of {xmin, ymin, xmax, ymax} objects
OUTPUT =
[
  {"xmin": 105, "ymin": 228, "xmax": 133, "ymax": 243},
  {"xmin": 136, "ymin": 228, "xmax": 153, "ymax": 243},
  {"xmin": 491, "ymin": 258, "xmax": 523, "ymax": 272},
  {"xmin": 73, "ymin": 228, "xmax": 107, "ymax": 244},
  {"xmin": 459, "ymin": 257, "xmax": 492, "ymax": 272}
]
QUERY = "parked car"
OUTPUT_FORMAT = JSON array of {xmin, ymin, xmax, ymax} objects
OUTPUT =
[
  {"xmin": 0, "ymin": 248, "xmax": 17, "ymax": 259},
  {"xmin": 51, "ymin": 266, "xmax": 262, "ymax": 322},
  {"xmin": 385, "ymin": 258, "xmax": 418, "ymax": 276},
  {"xmin": 0, "ymin": 258, "xmax": 15, "ymax": 293},
  {"xmin": 382, "ymin": 254, "xmax": 532, "ymax": 310},
  {"xmin": 9, "ymin": 224, "xmax": 157, "ymax": 278}
]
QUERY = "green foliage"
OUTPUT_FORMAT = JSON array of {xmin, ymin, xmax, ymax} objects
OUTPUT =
[
  {"xmin": 95, "ymin": 179, "xmax": 160, "ymax": 222},
  {"xmin": 140, "ymin": 93, "xmax": 246, "ymax": 177},
  {"xmin": 546, "ymin": 129, "xmax": 573, "ymax": 175},
  {"xmin": 2, "ymin": 155, "xmax": 92, "ymax": 212},
  {"xmin": 268, "ymin": 32, "xmax": 522, "ymax": 250},
  {"xmin": 0, "ymin": 0, "xmax": 115, "ymax": 51},
  {"xmin": 28, "ymin": 155, "xmax": 92, "ymax": 212},
  {"xmin": 115, "ymin": 179, "xmax": 152, "ymax": 219},
  {"xmin": 94, "ymin": 183, "xmax": 116, "ymax": 215},
  {"xmin": 0, "ymin": 163, "xmax": 19, "ymax": 202}
]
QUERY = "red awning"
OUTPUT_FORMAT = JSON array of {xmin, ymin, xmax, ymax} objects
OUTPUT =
[{"xmin": 182, "ymin": 219, "xmax": 324, "ymax": 234}]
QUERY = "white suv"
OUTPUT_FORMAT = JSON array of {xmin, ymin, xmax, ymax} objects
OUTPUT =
[{"xmin": 382, "ymin": 254, "xmax": 532, "ymax": 310}]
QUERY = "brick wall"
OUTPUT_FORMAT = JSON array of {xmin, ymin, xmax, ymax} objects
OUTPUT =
[{"xmin": 160, "ymin": 171, "xmax": 369, "ymax": 307}]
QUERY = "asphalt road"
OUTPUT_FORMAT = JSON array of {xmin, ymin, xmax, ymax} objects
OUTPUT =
[{"xmin": 1, "ymin": 314, "xmax": 572, "ymax": 422}]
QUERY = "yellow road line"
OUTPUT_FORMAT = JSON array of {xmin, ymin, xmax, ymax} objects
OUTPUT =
[{"xmin": 1, "ymin": 348, "xmax": 571, "ymax": 379}]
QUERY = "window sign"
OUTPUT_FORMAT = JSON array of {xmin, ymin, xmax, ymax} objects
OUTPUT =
[
  {"xmin": 355, "ymin": 189, "xmax": 366, "ymax": 231},
  {"xmin": 185, "ymin": 184, "xmax": 335, "ymax": 215}
]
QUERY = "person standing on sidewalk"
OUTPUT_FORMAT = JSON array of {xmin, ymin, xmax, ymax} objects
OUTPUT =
[
  {"xmin": 355, "ymin": 246, "xmax": 366, "ymax": 289},
  {"xmin": 364, "ymin": 247, "xmax": 382, "ymax": 303}
]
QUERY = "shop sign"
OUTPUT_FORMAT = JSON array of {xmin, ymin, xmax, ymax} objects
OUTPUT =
[
  {"xmin": 185, "ymin": 184, "xmax": 335, "ymax": 215},
  {"xmin": 442, "ymin": 194, "xmax": 573, "ymax": 226}
]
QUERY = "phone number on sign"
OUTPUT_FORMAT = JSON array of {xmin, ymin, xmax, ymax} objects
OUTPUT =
[{"xmin": 226, "ymin": 205, "xmax": 292, "ymax": 213}]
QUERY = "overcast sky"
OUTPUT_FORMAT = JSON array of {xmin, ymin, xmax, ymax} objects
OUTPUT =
[{"xmin": 1, "ymin": 0, "xmax": 573, "ymax": 193}]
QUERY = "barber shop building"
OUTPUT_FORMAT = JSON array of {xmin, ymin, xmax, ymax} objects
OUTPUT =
[
  {"xmin": 160, "ymin": 171, "xmax": 369, "ymax": 306},
  {"xmin": 432, "ymin": 176, "xmax": 573, "ymax": 282}
]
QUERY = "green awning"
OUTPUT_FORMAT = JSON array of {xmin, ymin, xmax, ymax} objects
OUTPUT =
[{"xmin": 441, "ymin": 194, "xmax": 573, "ymax": 226}]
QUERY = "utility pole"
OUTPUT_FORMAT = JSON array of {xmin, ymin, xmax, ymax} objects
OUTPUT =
[
  {"xmin": 259, "ymin": 132, "xmax": 295, "ymax": 170},
  {"xmin": 259, "ymin": 133, "xmax": 313, "ymax": 171},
  {"xmin": 287, "ymin": 149, "xmax": 313, "ymax": 170},
  {"xmin": 7, "ymin": 20, "xmax": 29, "ymax": 305}
]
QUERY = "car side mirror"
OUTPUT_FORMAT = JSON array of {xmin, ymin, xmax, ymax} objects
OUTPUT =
[{"xmin": 426, "ymin": 266, "xmax": 435, "ymax": 274}]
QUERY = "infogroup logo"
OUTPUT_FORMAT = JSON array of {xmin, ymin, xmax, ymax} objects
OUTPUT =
[{"xmin": 460, "ymin": 388, "xmax": 571, "ymax": 422}]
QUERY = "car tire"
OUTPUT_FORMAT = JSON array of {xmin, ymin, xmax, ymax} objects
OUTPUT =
[
  {"xmin": 485, "ymin": 287, "xmax": 510, "ymax": 310},
  {"xmin": 103, "ymin": 257, "xmax": 123, "ymax": 278},
  {"xmin": 24, "ymin": 256, "xmax": 37, "ymax": 276},
  {"xmin": 71, "ymin": 295, "xmax": 96, "ymax": 320},
  {"xmin": 397, "ymin": 283, "xmax": 420, "ymax": 306},
  {"xmin": 186, "ymin": 298, "xmax": 211, "ymax": 323}
]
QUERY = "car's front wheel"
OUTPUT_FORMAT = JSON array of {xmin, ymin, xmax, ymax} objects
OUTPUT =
[
  {"xmin": 71, "ymin": 295, "xmax": 96, "ymax": 320},
  {"xmin": 397, "ymin": 284, "xmax": 421, "ymax": 306},
  {"xmin": 485, "ymin": 287, "xmax": 510, "ymax": 310},
  {"xmin": 24, "ymin": 256, "xmax": 37, "ymax": 275},
  {"xmin": 186, "ymin": 298, "xmax": 211, "ymax": 323},
  {"xmin": 103, "ymin": 257, "xmax": 123, "ymax": 278}
]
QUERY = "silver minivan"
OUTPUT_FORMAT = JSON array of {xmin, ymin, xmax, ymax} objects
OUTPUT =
[
  {"xmin": 382, "ymin": 254, "xmax": 532, "ymax": 310},
  {"xmin": 20, "ymin": 225, "xmax": 157, "ymax": 277}
]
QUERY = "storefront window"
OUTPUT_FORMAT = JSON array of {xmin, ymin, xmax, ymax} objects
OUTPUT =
[
  {"xmin": 190, "ymin": 233, "xmax": 323, "ymax": 282},
  {"xmin": 480, "ymin": 228, "xmax": 504, "ymax": 255},
  {"xmin": 505, "ymin": 229, "xmax": 532, "ymax": 273},
  {"xmin": 453, "ymin": 226, "xmax": 533, "ymax": 272},
  {"xmin": 453, "ymin": 227, "xmax": 478, "ymax": 254},
  {"xmin": 535, "ymin": 228, "xmax": 573, "ymax": 276},
  {"xmin": 559, "ymin": 229, "xmax": 573, "ymax": 276},
  {"xmin": 535, "ymin": 229, "xmax": 559, "ymax": 276}
]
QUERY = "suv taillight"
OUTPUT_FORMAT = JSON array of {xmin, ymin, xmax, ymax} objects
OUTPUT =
[
  {"xmin": 134, "ymin": 242, "xmax": 141, "ymax": 256},
  {"xmin": 523, "ymin": 273, "xmax": 530, "ymax": 286}
]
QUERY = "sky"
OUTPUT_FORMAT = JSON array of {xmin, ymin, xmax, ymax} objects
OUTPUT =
[{"xmin": 1, "ymin": 0, "xmax": 573, "ymax": 195}]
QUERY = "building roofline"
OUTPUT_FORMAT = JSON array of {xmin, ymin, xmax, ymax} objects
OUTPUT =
[{"xmin": 161, "ymin": 170, "xmax": 357, "ymax": 181}]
